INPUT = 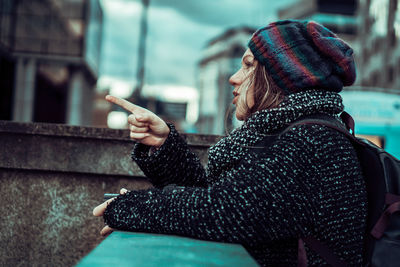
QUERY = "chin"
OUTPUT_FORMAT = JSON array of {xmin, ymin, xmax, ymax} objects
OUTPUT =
[{"xmin": 235, "ymin": 112, "xmax": 245, "ymax": 121}]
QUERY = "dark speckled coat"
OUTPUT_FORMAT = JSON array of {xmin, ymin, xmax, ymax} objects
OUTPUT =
[{"xmin": 104, "ymin": 90, "xmax": 367, "ymax": 266}]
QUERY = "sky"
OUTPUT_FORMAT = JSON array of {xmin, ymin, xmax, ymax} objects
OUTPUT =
[{"xmin": 98, "ymin": 0, "xmax": 298, "ymax": 90}]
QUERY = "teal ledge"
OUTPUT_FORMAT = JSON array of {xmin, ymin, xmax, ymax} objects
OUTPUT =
[{"xmin": 76, "ymin": 231, "xmax": 259, "ymax": 267}]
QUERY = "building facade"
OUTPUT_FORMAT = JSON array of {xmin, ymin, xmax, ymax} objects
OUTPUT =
[
  {"xmin": 0, "ymin": 0, "xmax": 102, "ymax": 125},
  {"xmin": 357, "ymin": 0, "xmax": 400, "ymax": 90}
]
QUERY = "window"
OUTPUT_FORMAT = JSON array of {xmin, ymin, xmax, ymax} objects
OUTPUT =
[
  {"xmin": 388, "ymin": 65, "xmax": 394, "ymax": 83},
  {"xmin": 394, "ymin": 0, "xmax": 400, "ymax": 39},
  {"xmin": 372, "ymin": 72, "xmax": 379, "ymax": 86},
  {"xmin": 398, "ymin": 60, "xmax": 400, "ymax": 75},
  {"xmin": 363, "ymin": 47, "xmax": 369, "ymax": 63},
  {"xmin": 370, "ymin": 0, "xmax": 389, "ymax": 36},
  {"xmin": 373, "ymin": 38, "xmax": 381, "ymax": 51},
  {"xmin": 390, "ymin": 30, "xmax": 396, "ymax": 47}
]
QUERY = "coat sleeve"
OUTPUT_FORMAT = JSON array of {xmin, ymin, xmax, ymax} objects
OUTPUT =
[
  {"xmin": 104, "ymin": 127, "xmax": 322, "ymax": 247},
  {"xmin": 131, "ymin": 123, "xmax": 209, "ymax": 188}
]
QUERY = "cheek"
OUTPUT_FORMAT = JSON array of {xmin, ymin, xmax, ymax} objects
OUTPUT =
[
  {"xmin": 246, "ymin": 85, "xmax": 255, "ymax": 108},
  {"xmin": 237, "ymin": 68, "xmax": 253, "ymax": 85}
]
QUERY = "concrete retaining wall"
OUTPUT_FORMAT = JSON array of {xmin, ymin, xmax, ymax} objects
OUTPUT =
[{"xmin": 0, "ymin": 121, "xmax": 221, "ymax": 266}]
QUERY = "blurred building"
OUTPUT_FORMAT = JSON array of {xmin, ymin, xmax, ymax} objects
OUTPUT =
[
  {"xmin": 196, "ymin": 27, "xmax": 254, "ymax": 135},
  {"xmin": 99, "ymin": 80, "xmax": 199, "ymax": 133},
  {"xmin": 141, "ymin": 84, "xmax": 199, "ymax": 133},
  {"xmin": 357, "ymin": 0, "xmax": 400, "ymax": 90},
  {"xmin": 0, "ymin": 0, "xmax": 102, "ymax": 125},
  {"xmin": 278, "ymin": 0, "xmax": 358, "ymax": 38}
]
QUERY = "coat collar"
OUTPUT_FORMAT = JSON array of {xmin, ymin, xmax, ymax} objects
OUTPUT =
[
  {"xmin": 241, "ymin": 89, "xmax": 343, "ymax": 135},
  {"xmin": 206, "ymin": 90, "xmax": 344, "ymax": 180}
]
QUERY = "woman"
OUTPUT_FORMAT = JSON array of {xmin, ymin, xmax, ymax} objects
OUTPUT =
[{"xmin": 93, "ymin": 20, "xmax": 367, "ymax": 266}]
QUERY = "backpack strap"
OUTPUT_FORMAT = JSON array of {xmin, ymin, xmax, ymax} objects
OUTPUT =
[
  {"xmin": 252, "ymin": 112, "xmax": 359, "ymax": 267},
  {"xmin": 370, "ymin": 193, "xmax": 400, "ymax": 239},
  {"xmin": 287, "ymin": 111, "xmax": 355, "ymax": 139},
  {"xmin": 339, "ymin": 111, "xmax": 355, "ymax": 134},
  {"xmin": 284, "ymin": 111, "xmax": 400, "ymax": 266},
  {"xmin": 289, "ymin": 112, "xmax": 355, "ymax": 267},
  {"xmin": 287, "ymin": 112, "xmax": 378, "ymax": 152},
  {"xmin": 298, "ymin": 237, "xmax": 348, "ymax": 267}
]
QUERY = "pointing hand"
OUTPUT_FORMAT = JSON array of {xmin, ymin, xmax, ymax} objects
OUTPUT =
[{"xmin": 106, "ymin": 95, "xmax": 170, "ymax": 148}]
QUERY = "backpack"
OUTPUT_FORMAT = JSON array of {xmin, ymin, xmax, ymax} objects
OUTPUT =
[{"xmin": 253, "ymin": 111, "xmax": 400, "ymax": 267}]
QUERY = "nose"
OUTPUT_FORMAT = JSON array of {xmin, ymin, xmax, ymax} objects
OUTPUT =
[{"xmin": 229, "ymin": 69, "xmax": 242, "ymax": 87}]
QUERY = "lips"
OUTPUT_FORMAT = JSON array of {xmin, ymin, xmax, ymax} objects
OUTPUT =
[{"xmin": 232, "ymin": 90, "xmax": 239, "ymax": 104}]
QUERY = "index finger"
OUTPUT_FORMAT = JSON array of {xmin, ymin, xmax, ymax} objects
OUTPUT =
[{"xmin": 105, "ymin": 95, "xmax": 138, "ymax": 113}]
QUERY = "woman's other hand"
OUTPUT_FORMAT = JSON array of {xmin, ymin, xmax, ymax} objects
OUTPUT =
[
  {"xmin": 93, "ymin": 188, "xmax": 128, "ymax": 236},
  {"xmin": 105, "ymin": 95, "xmax": 170, "ymax": 148}
]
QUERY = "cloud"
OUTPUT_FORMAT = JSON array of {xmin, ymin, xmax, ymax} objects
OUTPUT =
[
  {"xmin": 99, "ymin": 0, "xmax": 298, "ymax": 87},
  {"xmin": 109, "ymin": 0, "xmax": 298, "ymax": 27},
  {"xmin": 99, "ymin": 0, "xmax": 142, "ymax": 79},
  {"xmin": 145, "ymin": 6, "xmax": 221, "ymax": 85}
]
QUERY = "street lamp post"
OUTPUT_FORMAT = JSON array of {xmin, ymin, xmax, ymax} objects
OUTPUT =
[{"xmin": 131, "ymin": 0, "xmax": 149, "ymax": 106}]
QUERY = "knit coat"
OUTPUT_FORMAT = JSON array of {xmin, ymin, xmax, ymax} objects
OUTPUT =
[{"xmin": 104, "ymin": 90, "xmax": 367, "ymax": 266}]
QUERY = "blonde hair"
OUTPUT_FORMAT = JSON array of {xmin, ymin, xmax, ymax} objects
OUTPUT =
[{"xmin": 236, "ymin": 62, "xmax": 284, "ymax": 120}]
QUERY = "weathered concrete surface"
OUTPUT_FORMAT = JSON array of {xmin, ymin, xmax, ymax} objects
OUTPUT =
[{"xmin": 0, "ymin": 120, "xmax": 222, "ymax": 267}]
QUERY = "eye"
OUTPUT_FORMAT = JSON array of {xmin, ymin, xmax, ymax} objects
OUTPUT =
[{"xmin": 244, "ymin": 60, "xmax": 253, "ymax": 68}]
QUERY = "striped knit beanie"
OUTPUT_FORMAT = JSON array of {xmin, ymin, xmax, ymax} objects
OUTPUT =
[{"xmin": 248, "ymin": 20, "xmax": 356, "ymax": 94}]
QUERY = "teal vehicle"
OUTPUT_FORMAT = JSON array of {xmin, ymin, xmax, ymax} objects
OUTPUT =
[{"xmin": 341, "ymin": 87, "xmax": 400, "ymax": 159}]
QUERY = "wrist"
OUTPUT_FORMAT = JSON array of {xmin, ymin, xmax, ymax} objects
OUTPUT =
[
  {"xmin": 156, "ymin": 128, "xmax": 170, "ymax": 148},
  {"xmin": 150, "ymin": 136, "xmax": 168, "ymax": 154}
]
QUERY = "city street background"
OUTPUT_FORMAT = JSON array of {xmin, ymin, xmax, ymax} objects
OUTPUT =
[
  {"xmin": 0, "ymin": 0, "xmax": 399, "ymax": 155},
  {"xmin": 0, "ymin": 1, "xmax": 400, "ymax": 266}
]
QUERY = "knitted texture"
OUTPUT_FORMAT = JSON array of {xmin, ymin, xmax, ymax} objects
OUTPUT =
[
  {"xmin": 104, "ymin": 90, "xmax": 367, "ymax": 266},
  {"xmin": 248, "ymin": 20, "xmax": 356, "ymax": 94}
]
